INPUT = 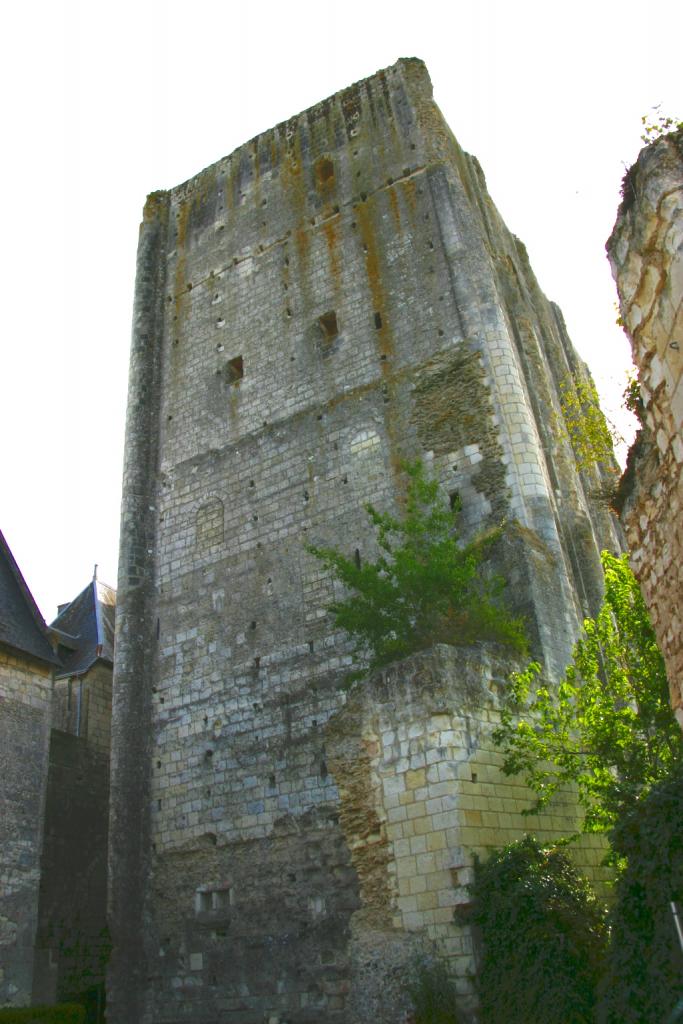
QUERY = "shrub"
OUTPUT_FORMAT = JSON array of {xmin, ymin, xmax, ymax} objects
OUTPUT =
[
  {"xmin": 407, "ymin": 959, "xmax": 463, "ymax": 1024},
  {"xmin": 468, "ymin": 836, "xmax": 608, "ymax": 1024},
  {"xmin": 598, "ymin": 764, "xmax": 683, "ymax": 1023},
  {"xmin": 0, "ymin": 1006, "xmax": 86, "ymax": 1024}
]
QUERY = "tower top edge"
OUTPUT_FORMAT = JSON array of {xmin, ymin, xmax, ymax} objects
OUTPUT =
[{"xmin": 154, "ymin": 57, "xmax": 432, "ymax": 204}]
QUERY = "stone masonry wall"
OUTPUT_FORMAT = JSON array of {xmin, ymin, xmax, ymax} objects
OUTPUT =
[
  {"xmin": 608, "ymin": 129, "xmax": 683, "ymax": 725},
  {"xmin": 0, "ymin": 650, "xmax": 52, "ymax": 1007},
  {"xmin": 326, "ymin": 645, "xmax": 609, "ymax": 1021},
  {"xmin": 33, "ymin": 730, "xmax": 110, "ymax": 1008},
  {"xmin": 111, "ymin": 59, "xmax": 620, "ymax": 1023},
  {"xmin": 52, "ymin": 663, "xmax": 113, "ymax": 756}
]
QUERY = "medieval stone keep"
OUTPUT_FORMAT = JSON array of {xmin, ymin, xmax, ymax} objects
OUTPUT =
[
  {"xmin": 608, "ymin": 127, "xmax": 683, "ymax": 729},
  {"xmin": 110, "ymin": 59, "xmax": 621, "ymax": 1023}
]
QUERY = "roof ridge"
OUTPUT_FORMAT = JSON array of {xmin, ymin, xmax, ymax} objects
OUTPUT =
[{"xmin": 0, "ymin": 528, "xmax": 60, "ymax": 665}]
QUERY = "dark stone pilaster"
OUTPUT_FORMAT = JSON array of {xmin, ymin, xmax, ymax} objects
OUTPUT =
[{"xmin": 107, "ymin": 192, "xmax": 169, "ymax": 1024}]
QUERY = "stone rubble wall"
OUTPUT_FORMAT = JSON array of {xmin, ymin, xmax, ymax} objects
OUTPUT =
[
  {"xmin": 0, "ymin": 650, "xmax": 53, "ymax": 1007},
  {"xmin": 608, "ymin": 129, "xmax": 683, "ymax": 726}
]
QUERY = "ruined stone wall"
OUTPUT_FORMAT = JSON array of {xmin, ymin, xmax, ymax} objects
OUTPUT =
[
  {"xmin": 608, "ymin": 129, "xmax": 683, "ymax": 726},
  {"xmin": 32, "ymin": 730, "xmax": 110, "ymax": 1008},
  {"xmin": 326, "ymin": 645, "xmax": 609, "ymax": 1020},
  {"xmin": 0, "ymin": 649, "xmax": 52, "ymax": 1007},
  {"xmin": 31, "ymin": 663, "xmax": 112, "ymax": 1009},
  {"xmin": 110, "ymin": 59, "xmax": 620, "ymax": 1023}
]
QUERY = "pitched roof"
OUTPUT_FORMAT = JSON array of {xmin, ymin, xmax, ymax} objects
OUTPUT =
[
  {"xmin": 50, "ymin": 576, "xmax": 116, "ymax": 678},
  {"xmin": 0, "ymin": 529, "xmax": 60, "ymax": 665}
]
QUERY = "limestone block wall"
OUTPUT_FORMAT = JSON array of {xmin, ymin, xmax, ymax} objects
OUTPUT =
[
  {"xmin": 326, "ymin": 645, "xmax": 609, "ymax": 1020},
  {"xmin": 608, "ymin": 129, "xmax": 683, "ymax": 725},
  {"xmin": 52, "ymin": 663, "xmax": 113, "ymax": 756},
  {"xmin": 110, "ymin": 59, "xmax": 620, "ymax": 1023},
  {"xmin": 0, "ymin": 650, "xmax": 52, "ymax": 1007}
]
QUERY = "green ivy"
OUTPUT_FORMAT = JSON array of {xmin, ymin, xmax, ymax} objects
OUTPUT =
[
  {"xmin": 307, "ymin": 459, "xmax": 527, "ymax": 679},
  {"xmin": 468, "ymin": 836, "xmax": 608, "ymax": 1024},
  {"xmin": 0, "ymin": 1006, "xmax": 85, "ymax": 1024},
  {"xmin": 556, "ymin": 378, "xmax": 618, "ymax": 472},
  {"xmin": 598, "ymin": 764, "xmax": 683, "ymax": 1024}
]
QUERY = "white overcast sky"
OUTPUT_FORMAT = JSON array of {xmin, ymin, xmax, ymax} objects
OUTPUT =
[{"xmin": 1, "ymin": 0, "xmax": 681, "ymax": 621}]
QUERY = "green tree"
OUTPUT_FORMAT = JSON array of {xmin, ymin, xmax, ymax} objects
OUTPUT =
[
  {"xmin": 307, "ymin": 460, "xmax": 526, "ymax": 678},
  {"xmin": 467, "ymin": 836, "xmax": 608, "ymax": 1024},
  {"xmin": 493, "ymin": 551, "xmax": 682, "ymax": 835}
]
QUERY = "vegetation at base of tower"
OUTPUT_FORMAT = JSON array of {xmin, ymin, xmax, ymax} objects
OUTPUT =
[
  {"xmin": 0, "ymin": 1006, "xmax": 86, "ymax": 1024},
  {"xmin": 307, "ymin": 460, "xmax": 527, "ymax": 678},
  {"xmin": 597, "ymin": 763, "xmax": 683, "ymax": 1024},
  {"xmin": 406, "ymin": 959, "xmax": 463, "ymax": 1024},
  {"xmin": 466, "ymin": 836, "xmax": 608, "ymax": 1024},
  {"xmin": 493, "ymin": 551, "xmax": 683, "ymax": 838},
  {"xmin": 556, "ymin": 377, "xmax": 619, "ymax": 472}
]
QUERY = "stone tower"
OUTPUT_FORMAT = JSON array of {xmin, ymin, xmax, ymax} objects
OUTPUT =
[{"xmin": 110, "ymin": 59, "xmax": 620, "ymax": 1023}]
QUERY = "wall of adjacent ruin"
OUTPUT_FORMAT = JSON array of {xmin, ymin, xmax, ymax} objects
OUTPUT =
[
  {"xmin": 0, "ymin": 649, "xmax": 52, "ymax": 1007},
  {"xmin": 608, "ymin": 128, "xmax": 683, "ymax": 726},
  {"xmin": 110, "ymin": 58, "xmax": 620, "ymax": 1023}
]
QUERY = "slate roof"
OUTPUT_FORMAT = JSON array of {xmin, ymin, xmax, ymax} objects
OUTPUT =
[
  {"xmin": 50, "ymin": 576, "xmax": 116, "ymax": 679},
  {"xmin": 0, "ymin": 529, "xmax": 60, "ymax": 665}
]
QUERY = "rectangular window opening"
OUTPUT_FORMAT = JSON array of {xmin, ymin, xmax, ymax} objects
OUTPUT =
[
  {"xmin": 212, "ymin": 889, "xmax": 231, "ymax": 911},
  {"xmin": 374, "ymin": 311, "xmax": 383, "ymax": 329},
  {"xmin": 196, "ymin": 890, "xmax": 211, "ymax": 913},
  {"xmin": 227, "ymin": 355, "xmax": 244, "ymax": 385},
  {"xmin": 318, "ymin": 311, "xmax": 339, "ymax": 343}
]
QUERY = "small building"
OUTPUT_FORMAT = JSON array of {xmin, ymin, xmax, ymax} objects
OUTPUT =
[
  {"xmin": 0, "ymin": 529, "xmax": 59, "ymax": 1006},
  {"xmin": 33, "ymin": 575, "xmax": 115, "ymax": 1016},
  {"xmin": 0, "ymin": 532, "xmax": 114, "ymax": 1017},
  {"xmin": 50, "ymin": 576, "xmax": 116, "ymax": 755}
]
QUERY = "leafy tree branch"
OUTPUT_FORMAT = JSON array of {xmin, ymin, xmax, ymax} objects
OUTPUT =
[
  {"xmin": 493, "ymin": 551, "xmax": 682, "ymax": 836},
  {"xmin": 308, "ymin": 460, "xmax": 527, "ymax": 679}
]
